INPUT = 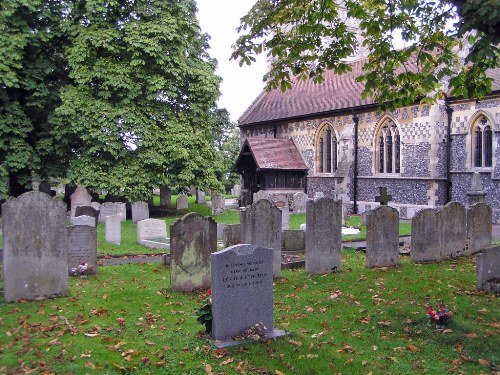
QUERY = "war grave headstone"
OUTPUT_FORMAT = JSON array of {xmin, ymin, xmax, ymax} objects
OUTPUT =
[
  {"xmin": 105, "ymin": 215, "xmax": 121, "ymax": 245},
  {"xmin": 137, "ymin": 218, "xmax": 169, "ymax": 249},
  {"xmin": 38, "ymin": 180, "xmax": 52, "ymax": 195},
  {"xmin": 71, "ymin": 215, "xmax": 95, "ymax": 227},
  {"xmin": 440, "ymin": 202, "xmax": 467, "ymax": 258},
  {"xmin": 292, "ymin": 192, "xmax": 307, "ymax": 214},
  {"xmin": 467, "ymin": 203, "xmax": 492, "ymax": 254},
  {"xmin": 305, "ymin": 197, "xmax": 342, "ymax": 274},
  {"xmin": 223, "ymin": 224, "xmax": 241, "ymax": 248},
  {"xmin": 67, "ymin": 225, "xmax": 97, "ymax": 275},
  {"xmin": 252, "ymin": 190, "xmax": 268, "ymax": 203},
  {"xmin": 176, "ymin": 195, "xmax": 189, "ymax": 211},
  {"xmin": 212, "ymin": 193, "xmax": 225, "ymax": 215},
  {"xmin": 241, "ymin": 199, "xmax": 282, "ymax": 278},
  {"xmin": 410, "ymin": 208, "xmax": 441, "ymax": 263},
  {"xmin": 366, "ymin": 205, "xmax": 399, "ymax": 268},
  {"xmin": 476, "ymin": 245, "xmax": 500, "ymax": 293},
  {"xmin": 170, "ymin": 213, "xmax": 217, "ymax": 292},
  {"xmin": 2, "ymin": 192, "xmax": 68, "ymax": 302},
  {"xmin": 99, "ymin": 202, "xmax": 126, "ymax": 223},
  {"xmin": 75, "ymin": 205, "xmax": 99, "ymax": 227},
  {"xmin": 160, "ymin": 186, "xmax": 172, "ymax": 207},
  {"xmin": 196, "ymin": 190, "xmax": 206, "ymax": 204},
  {"xmin": 70, "ymin": 186, "xmax": 92, "ymax": 217},
  {"xmin": 210, "ymin": 244, "xmax": 287, "ymax": 345},
  {"xmin": 131, "ymin": 201, "xmax": 149, "ymax": 224}
]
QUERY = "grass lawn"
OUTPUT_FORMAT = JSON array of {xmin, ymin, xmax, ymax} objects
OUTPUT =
[{"xmin": 0, "ymin": 250, "xmax": 498, "ymax": 374}]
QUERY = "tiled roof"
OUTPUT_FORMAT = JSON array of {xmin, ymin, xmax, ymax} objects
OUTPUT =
[
  {"xmin": 241, "ymin": 138, "xmax": 308, "ymax": 170},
  {"xmin": 239, "ymin": 57, "xmax": 500, "ymax": 126}
]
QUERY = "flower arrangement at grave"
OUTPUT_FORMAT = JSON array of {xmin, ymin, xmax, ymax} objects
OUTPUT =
[
  {"xmin": 425, "ymin": 303, "xmax": 453, "ymax": 329},
  {"xmin": 195, "ymin": 288, "xmax": 212, "ymax": 333},
  {"xmin": 70, "ymin": 261, "xmax": 93, "ymax": 277}
]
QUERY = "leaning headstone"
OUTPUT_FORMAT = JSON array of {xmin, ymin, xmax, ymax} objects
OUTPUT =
[
  {"xmin": 467, "ymin": 203, "xmax": 492, "ymax": 254},
  {"xmin": 70, "ymin": 186, "xmax": 92, "ymax": 216},
  {"xmin": 212, "ymin": 193, "xmax": 226, "ymax": 215},
  {"xmin": 71, "ymin": 215, "xmax": 95, "ymax": 227},
  {"xmin": 241, "ymin": 199, "xmax": 282, "ymax": 278},
  {"xmin": 38, "ymin": 180, "xmax": 51, "ymax": 195},
  {"xmin": 170, "ymin": 213, "xmax": 217, "ymax": 292},
  {"xmin": 131, "ymin": 201, "xmax": 149, "ymax": 223},
  {"xmin": 411, "ymin": 208, "xmax": 441, "ymax": 263},
  {"xmin": 67, "ymin": 225, "xmax": 97, "ymax": 275},
  {"xmin": 313, "ymin": 192, "xmax": 324, "ymax": 200},
  {"xmin": 105, "ymin": 215, "xmax": 121, "ymax": 245},
  {"xmin": 366, "ymin": 206, "xmax": 399, "ymax": 268},
  {"xmin": 211, "ymin": 244, "xmax": 284, "ymax": 343},
  {"xmin": 466, "ymin": 172, "xmax": 486, "ymax": 206},
  {"xmin": 176, "ymin": 195, "xmax": 188, "ymax": 211},
  {"xmin": 223, "ymin": 224, "xmax": 241, "ymax": 248},
  {"xmin": 75, "ymin": 205, "xmax": 99, "ymax": 227},
  {"xmin": 292, "ymin": 192, "xmax": 307, "ymax": 214},
  {"xmin": 476, "ymin": 245, "xmax": 500, "ymax": 293},
  {"xmin": 2, "ymin": 192, "xmax": 68, "ymax": 302},
  {"xmin": 160, "ymin": 186, "xmax": 172, "ymax": 207},
  {"xmin": 253, "ymin": 190, "xmax": 268, "ymax": 202},
  {"xmin": 440, "ymin": 202, "xmax": 466, "ymax": 258},
  {"xmin": 137, "ymin": 218, "xmax": 169, "ymax": 249},
  {"xmin": 305, "ymin": 198, "xmax": 342, "ymax": 274},
  {"xmin": 196, "ymin": 190, "xmax": 206, "ymax": 204}
]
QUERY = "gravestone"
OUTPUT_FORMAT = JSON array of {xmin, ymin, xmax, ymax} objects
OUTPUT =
[
  {"xmin": 176, "ymin": 195, "xmax": 188, "ymax": 210},
  {"xmin": 280, "ymin": 206, "xmax": 289, "ymax": 230},
  {"xmin": 211, "ymin": 244, "xmax": 280, "ymax": 342},
  {"xmin": 75, "ymin": 205, "xmax": 99, "ymax": 226},
  {"xmin": 241, "ymin": 199, "xmax": 282, "ymax": 278},
  {"xmin": 253, "ymin": 190, "xmax": 268, "ymax": 202},
  {"xmin": 99, "ymin": 202, "xmax": 126, "ymax": 223},
  {"xmin": 476, "ymin": 245, "xmax": 500, "ymax": 292},
  {"xmin": 375, "ymin": 186, "xmax": 392, "ymax": 205},
  {"xmin": 71, "ymin": 215, "xmax": 95, "ymax": 227},
  {"xmin": 440, "ymin": 202, "xmax": 467, "ymax": 258},
  {"xmin": 67, "ymin": 225, "xmax": 97, "ymax": 275},
  {"xmin": 137, "ymin": 218, "xmax": 169, "ymax": 249},
  {"xmin": 212, "ymin": 193, "xmax": 226, "ymax": 215},
  {"xmin": 38, "ymin": 180, "xmax": 52, "ymax": 195},
  {"xmin": 70, "ymin": 186, "xmax": 92, "ymax": 216},
  {"xmin": 292, "ymin": 192, "xmax": 307, "ymax": 214},
  {"xmin": 91, "ymin": 202, "xmax": 101, "ymax": 212},
  {"xmin": 170, "ymin": 213, "xmax": 217, "ymax": 292},
  {"xmin": 305, "ymin": 198, "xmax": 342, "ymax": 274},
  {"xmin": 466, "ymin": 172, "xmax": 486, "ymax": 206},
  {"xmin": 467, "ymin": 203, "xmax": 492, "ymax": 254},
  {"xmin": 196, "ymin": 190, "xmax": 205, "ymax": 204},
  {"xmin": 231, "ymin": 184, "xmax": 241, "ymax": 196},
  {"xmin": 223, "ymin": 224, "xmax": 241, "ymax": 248},
  {"xmin": 283, "ymin": 229, "xmax": 305, "ymax": 252},
  {"xmin": 2, "ymin": 192, "xmax": 68, "ymax": 302},
  {"xmin": 160, "ymin": 186, "xmax": 172, "ymax": 207},
  {"xmin": 105, "ymin": 215, "xmax": 121, "ymax": 245},
  {"xmin": 131, "ymin": 201, "xmax": 149, "ymax": 223},
  {"xmin": 313, "ymin": 192, "xmax": 324, "ymax": 200},
  {"xmin": 366, "ymin": 205, "xmax": 399, "ymax": 268},
  {"xmin": 411, "ymin": 208, "xmax": 441, "ymax": 263}
]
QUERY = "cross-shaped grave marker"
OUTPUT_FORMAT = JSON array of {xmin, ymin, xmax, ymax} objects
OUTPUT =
[{"xmin": 375, "ymin": 187, "xmax": 392, "ymax": 206}]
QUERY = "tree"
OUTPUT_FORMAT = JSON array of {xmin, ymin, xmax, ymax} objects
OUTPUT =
[{"xmin": 231, "ymin": 0, "xmax": 499, "ymax": 110}]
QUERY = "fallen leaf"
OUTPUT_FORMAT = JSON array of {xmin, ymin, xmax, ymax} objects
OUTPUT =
[
  {"xmin": 377, "ymin": 320, "xmax": 391, "ymax": 327},
  {"xmin": 213, "ymin": 348, "xmax": 229, "ymax": 358},
  {"xmin": 145, "ymin": 340, "xmax": 155, "ymax": 346},
  {"xmin": 221, "ymin": 357, "xmax": 234, "ymax": 366},
  {"xmin": 455, "ymin": 342, "xmax": 464, "ymax": 353},
  {"xmin": 463, "ymin": 333, "xmax": 478, "ymax": 338},
  {"xmin": 478, "ymin": 359, "xmax": 490, "ymax": 366},
  {"xmin": 276, "ymin": 370, "xmax": 286, "ymax": 375},
  {"xmin": 407, "ymin": 345, "xmax": 418, "ymax": 352},
  {"xmin": 442, "ymin": 329, "xmax": 453, "ymax": 334},
  {"xmin": 372, "ymin": 346, "xmax": 378, "ymax": 351},
  {"xmin": 205, "ymin": 363, "xmax": 213, "ymax": 375},
  {"xmin": 288, "ymin": 339, "xmax": 302, "ymax": 347},
  {"xmin": 85, "ymin": 362, "xmax": 96, "ymax": 369}
]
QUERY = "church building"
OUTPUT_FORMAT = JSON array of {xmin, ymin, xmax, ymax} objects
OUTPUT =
[{"xmin": 236, "ymin": 58, "xmax": 500, "ymax": 222}]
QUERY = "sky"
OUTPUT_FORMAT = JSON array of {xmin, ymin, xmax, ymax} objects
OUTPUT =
[{"xmin": 196, "ymin": 0, "xmax": 268, "ymax": 122}]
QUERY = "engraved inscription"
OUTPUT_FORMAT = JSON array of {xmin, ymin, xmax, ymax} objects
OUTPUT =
[{"xmin": 222, "ymin": 260, "xmax": 268, "ymax": 289}]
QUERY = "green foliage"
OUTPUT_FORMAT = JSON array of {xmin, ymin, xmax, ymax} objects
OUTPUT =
[{"xmin": 232, "ymin": 0, "xmax": 499, "ymax": 110}]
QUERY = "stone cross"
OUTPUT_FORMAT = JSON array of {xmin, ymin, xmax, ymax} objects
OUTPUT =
[{"xmin": 375, "ymin": 187, "xmax": 392, "ymax": 205}]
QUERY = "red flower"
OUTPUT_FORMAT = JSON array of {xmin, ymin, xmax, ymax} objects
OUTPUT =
[{"xmin": 207, "ymin": 288, "xmax": 212, "ymax": 296}]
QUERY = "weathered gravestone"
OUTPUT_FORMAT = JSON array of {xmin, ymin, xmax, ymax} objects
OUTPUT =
[
  {"xmin": 283, "ymin": 229, "xmax": 305, "ymax": 252},
  {"xmin": 313, "ymin": 192, "xmax": 324, "ymax": 200},
  {"xmin": 91, "ymin": 202, "xmax": 101, "ymax": 212},
  {"xmin": 212, "ymin": 193, "xmax": 225, "ymax": 215},
  {"xmin": 241, "ymin": 199, "xmax": 282, "ymax": 278},
  {"xmin": 176, "ymin": 195, "xmax": 188, "ymax": 211},
  {"xmin": 71, "ymin": 215, "xmax": 95, "ymax": 227},
  {"xmin": 476, "ymin": 245, "xmax": 500, "ymax": 293},
  {"xmin": 252, "ymin": 190, "xmax": 268, "ymax": 203},
  {"xmin": 223, "ymin": 224, "xmax": 241, "ymax": 248},
  {"xmin": 38, "ymin": 180, "xmax": 52, "ymax": 195},
  {"xmin": 211, "ymin": 244, "xmax": 285, "ymax": 343},
  {"xmin": 292, "ymin": 192, "xmax": 307, "ymax": 214},
  {"xmin": 196, "ymin": 190, "xmax": 206, "ymax": 204},
  {"xmin": 70, "ymin": 186, "xmax": 92, "ymax": 216},
  {"xmin": 74, "ymin": 205, "xmax": 99, "ymax": 227},
  {"xmin": 160, "ymin": 186, "xmax": 172, "ymax": 207},
  {"xmin": 231, "ymin": 184, "xmax": 241, "ymax": 196},
  {"xmin": 99, "ymin": 202, "xmax": 126, "ymax": 223},
  {"xmin": 137, "ymin": 218, "xmax": 169, "ymax": 249},
  {"xmin": 411, "ymin": 208, "xmax": 441, "ymax": 263},
  {"xmin": 67, "ymin": 225, "xmax": 97, "ymax": 275},
  {"xmin": 440, "ymin": 202, "xmax": 467, "ymax": 258},
  {"xmin": 467, "ymin": 203, "xmax": 492, "ymax": 254},
  {"xmin": 105, "ymin": 215, "xmax": 121, "ymax": 245},
  {"xmin": 131, "ymin": 201, "xmax": 149, "ymax": 223},
  {"xmin": 366, "ymin": 206, "xmax": 399, "ymax": 268},
  {"xmin": 2, "ymin": 192, "xmax": 68, "ymax": 302},
  {"xmin": 170, "ymin": 213, "xmax": 217, "ymax": 292},
  {"xmin": 466, "ymin": 172, "xmax": 486, "ymax": 206},
  {"xmin": 280, "ymin": 206, "xmax": 289, "ymax": 230},
  {"xmin": 305, "ymin": 198, "xmax": 342, "ymax": 274}
]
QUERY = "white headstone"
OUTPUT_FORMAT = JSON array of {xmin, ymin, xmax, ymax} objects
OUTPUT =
[{"xmin": 105, "ymin": 215, "xmax": 121, "ymax": 245}]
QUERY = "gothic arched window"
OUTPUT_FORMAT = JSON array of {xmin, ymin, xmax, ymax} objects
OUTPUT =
[
  {"xmin": 376, "ymin": 120, "xmax": 400, "ymax": 174},
  {"xmin": 473, "ymin": 116, "xmax": 493, "ymax": 168},
  {"xmin": 316, "ymin": 124, "xmax": 338, "ymax": 173}
]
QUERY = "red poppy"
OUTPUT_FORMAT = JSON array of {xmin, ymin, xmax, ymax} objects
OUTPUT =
[{"xmin": 207, "ymin": 288, "xmax": 212, "ymax": 296}]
